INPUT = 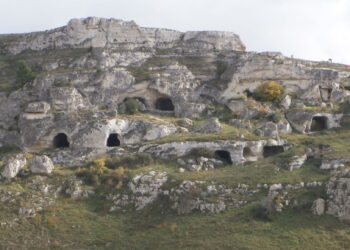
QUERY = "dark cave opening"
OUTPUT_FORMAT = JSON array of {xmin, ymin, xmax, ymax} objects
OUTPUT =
[
  {"xmin": 263, "ymin": 146, "xmax": 284, "ymax": 158},
  {"xmin": 310, "ymin": 116, "xmax": 328, "ymax": 132},
  {"xmin": 155, "ymin": 98, "xmax": 175, "ymax": 111},
  {"xmin": 53, "ymin": 133, "xmax": 70, "ymax": 148},
  {"xmin": 107, "ymin": 133, "xmax": 120, "ymax": 147},
  {"xmin": 243, "ymin": 147, "xmax": 255, "ymax": 159},
  {"xmin": 215, "ymin": 150, "xmax": 233, "ymax": 164}
]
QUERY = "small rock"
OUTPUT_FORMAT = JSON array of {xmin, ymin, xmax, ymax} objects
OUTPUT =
[
  {"xmin": 1, "ymin": 154, "xmax": 26, "ymax": 180},
  {"xmin": 311, "ymin": 198, "xmax": 325, "ymax": 215},
  {"xmin": 194, "ymin": 118, "xmax": 222, "ymax": 133},
  {"xmin": 28, "ymin": 155, "xmax": 54, "ymax": 174}
]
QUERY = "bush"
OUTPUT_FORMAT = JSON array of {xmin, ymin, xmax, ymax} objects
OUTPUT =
[
  {"xmin": 105, "ymin": 153, "xmax": 154, "ymax": 169},
  {"xmin": 186, "ymin": 148, "xmax": 215, "ymax": 159},
  {"xmin": 125, "ymin": 98, "xmax": 140, "ymax": 115},
  {"xmin": 267, "ymin": 112, "xmax": 282, "ymax": 123},
  {"xmin": 16, "ymin": 60, "xmax": 36, "ymax": 85},
  {"xmin": 77, "ymin": 158, "xmax": 129, "ymax": 188},
  {"xmin": 254, "ymin": 81, "xmax": 284, "ymax": 102}
]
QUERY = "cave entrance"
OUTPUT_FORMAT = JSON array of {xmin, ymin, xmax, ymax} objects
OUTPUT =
[
  {"xmin": 215, "ymin": 150, "xmax": 233, "ymax": 164},
  {"xmin": 53, "ymin": 133, "xmax": 70, "ymax": 148},
  {"xmin": 243, "ymin": 147, "xmax": 256, "ymax": 161},
  {"xmin": 107, "ymin": 133, "xmax": 120, "ymax": 147},
  {"xmin": 320, "ymin": 88, "xmax": 332, "ymax": 101},
  {"xmin": 310, "ymin": 116, "xmax": 328, "ymax": 132},
  {"xmin": 155, "ymin": 97, "xmax": 174, "ymax": 111},
  {"xmin": 263, "ymin": 146, "xmax": 284, "ymax": 158}
]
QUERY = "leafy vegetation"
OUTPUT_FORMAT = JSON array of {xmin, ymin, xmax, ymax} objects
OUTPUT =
[
  {"xmin": 15, "ymin": 60, "xmax": 36, "ymax": 85},
  {"xmin": 124, "ymin": 97, "xmax": 140, "ymax": 115},
  {"xmin": 254, "ymin": 81, "xmax": 284, "ymax": 102}
]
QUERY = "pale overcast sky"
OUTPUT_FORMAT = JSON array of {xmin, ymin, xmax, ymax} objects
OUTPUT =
[{"xmin": 0, "ymin": 0, "xmax": 349, "ymax": 64}]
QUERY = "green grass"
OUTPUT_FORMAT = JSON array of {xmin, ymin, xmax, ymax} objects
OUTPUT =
[{"xmin": 0, "ymin": 198, "xmax": 349, "ymax": 249}]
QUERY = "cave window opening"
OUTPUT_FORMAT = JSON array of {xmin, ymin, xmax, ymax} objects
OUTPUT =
[
  {"xmin": 53, "ymin": 133, "xmax": 70, "ymax": 148},
  {"xmin": 155, "ymin": 97, "xmax": 175, "ymax": 111},
  {"xmin": 243, "ymin": 147, "xmax": 255, "ymax": 159},
  {"xmin": 263, "ymin": 146, "xmax": 284, "ymax": 158},
  {"xmin": 310, "ymin": 116, "xmax": 328, "ymax": 132},
  {"xmin": 215, "ymin": 150, "xmax": 233, "ymax": 164},
  {"xmin": 107, "ymin": 133, "xmax": 120, "ymax": 147}
]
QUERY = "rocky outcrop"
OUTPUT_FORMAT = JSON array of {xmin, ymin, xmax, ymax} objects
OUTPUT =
[
  {"xmin": 194, "ymin": 118, "xmax": 222, "ymax": 133},
  {"xmin": 326, "ymin": 172, "xmax": 350, "ymax": 220},
  {"xmin": 311, "ymin": 199, "xmax": 325, "ymax": 215},
  {"xmin": 288, "ymin": 154, "xmax": 307, "ymax": 171},
  {"xmin": 28, "ymin": 155, "xmax": 54, "ymax": 174},
  {"xmin": 286, "ymin": 110, "xmax": 342, "ymax": 133},
  {"xmin": 139, "ymin": 139, "xmax": 288, "ymax": 165},
  {"xmin": 5, "ymin": 17, "xmax": 246, "ymax": 55},
  {"xmin": 1, "ymin": 154, "xmax": 26, "ymax": 180}
]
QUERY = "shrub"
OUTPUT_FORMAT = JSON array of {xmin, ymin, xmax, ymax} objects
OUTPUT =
[
  {"xmin": 267, "ymin": 112, "xmax": 282, "ymax": 123},
  {"xmin": 254, "ymin": 81, "xmax": 284, "ymax": 102},
  {"xmin": 125, "ymin": 98, "xmax": 140, "ymax": 115},
  {"xmin": 16, "ymin": 60, "xmax": 36, "ymax": 85},
  {"xmin": 186, "ymin": 148, "xmax": 215, "ymax": 159},
  {"xmin": 105, "ymin": 153, "xmax": 154, "ymax": 169},
  {"xmin": 77, "ymin": 158, "xmax": 129, "ymax": 188}
]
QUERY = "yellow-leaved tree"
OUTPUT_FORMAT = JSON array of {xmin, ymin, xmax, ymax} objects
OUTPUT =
[{"xmin": 254, "ymin": 81, "xmax": 284, "ymax": 102}]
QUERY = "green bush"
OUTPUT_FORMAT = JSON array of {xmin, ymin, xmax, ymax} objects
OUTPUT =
[
  {"xmin": 186, "ymin": 148, "xmax": 215, "ymax": 159},
  {"xmin": 125, "ymin": 98, "xmax": 140, "ymax": 115},
  {"xmin": 16, "ymin": 60, "xmax": 36, "ymax": 85},
  {"xmin": 105, "ymin": 153, "xmax": 154, "ymax": 169},
  {"xmin": 77, "ymin": 158, "xmax": 129, "ymax": 188},
  {"xmin": 254, "ymin": 81, "xmax": 284, "ymax": 102},
  {"xmin": 267, "ymin": 112, "xmax": 282, "ymax": 123}
]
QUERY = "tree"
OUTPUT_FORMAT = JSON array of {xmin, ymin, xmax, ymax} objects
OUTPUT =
[
  {"xmin": 16, "ymin": 60, "xmax": 36, "ymax": 85},
  {"xmin": 254, "ymin": 81, "xmax": 284, "ymax": 102}
]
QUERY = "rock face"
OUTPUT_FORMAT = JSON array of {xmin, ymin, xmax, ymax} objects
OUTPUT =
[
  {"xmin": 28, "ymin": 155, "xmax": 54, "ymax": 174},
  {"xmin": 5, "ymin": 17, "xmax": 246, "ymax": 55},
  {"xmin": 288, "ymin": 154, "xmax": 307, "ymax": 171},
  {"xmin": 286, "ymin": 111, "xmax": 342, "ymax": 133},
  {"xmin": 194, "ymin": 118, "xmax": 222, "ymax": 133},
  {"xmin": 1, "ymin": 154, "xmax": 26, "ymax": 179},
  {"xmin": 326, "ymin": 175, "xmax": 350, "ymax": 220},
  {"xmin": 311, "ymin": 199, "xmax": 325, "ymax": 215},
  {"xmin": 139, "ymin": 139, "xmax": 288, "ymax": 165}
]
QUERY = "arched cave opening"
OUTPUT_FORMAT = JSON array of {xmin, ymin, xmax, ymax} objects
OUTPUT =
[
  {"xmin": 263, "ymin": 146, "xmax": 285, "ymax": 158},
  {"xmin": 215, "ymin": 150, "xmax": 233, "ymax": 164},
  {"xmin": 53, "ymin": 133, "xmax": 70, "ymax": 148},
  {"xmin": 243, "ymin": 147, "xmax": 255, "ymax": 161},
  {"xmin": 155, "ymin": 97, "xmax": 175, "ymax": 111},
  {"xmin": 107, "ymin": 133, "xmax": 120, "ymax": 147},
  {"xmin": 310, "ymin": 116, "xmax": 328, "ymax": 132}
]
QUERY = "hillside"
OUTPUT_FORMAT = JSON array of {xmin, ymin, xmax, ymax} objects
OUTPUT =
[{"xmin": 0, "ymin": 17, "xmax": 350, "ymax": 249}]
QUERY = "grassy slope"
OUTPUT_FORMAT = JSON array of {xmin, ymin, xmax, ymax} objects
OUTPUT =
[
  {"xmin": 1, "ymin": 123, "xmax": 350, "ymax": 249},
  {"xmin": 0, "ymin": 199, "xmax": 349, "ymax": 250}
]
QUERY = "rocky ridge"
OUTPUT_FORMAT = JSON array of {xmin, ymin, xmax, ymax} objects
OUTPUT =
[{"xmin": 0, "ymin": 17, "xmax": 350, "ymax": 224}]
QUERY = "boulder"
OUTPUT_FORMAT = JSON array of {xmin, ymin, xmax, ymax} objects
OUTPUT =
[
  {"xmin": 177, "ymin": 118, "xmax": 193, "ymax": 128},
  {"xmin": 312, "ymin": 199, "xmax": 326, "ymax": 215},
  {"xmin": 25, "ymin": 102, "xmax": 51, "ymax": 113},
  {"xmin": 280, "ymin": 95, "xmax": 292, "ymax": 109},
  {"xmin": 1, "ymin": 154, "xmax": 26, "ymax": 180},
  {"xmin": 288, "ymin": 154, "xmax": 307, "ymax": 171},
  {"xmin": 28, "ymin": 155, "xmax": 54, "ymax": 174},
  {"xmin": 194, "ymin": 118, "xmax": 222, "ymax": 133},
  {"xmin": 320, "ymin": 159, "xmax": 345, "ymax": 170},
  {"xmin": 229, "ymin": 119, "xmax": 252, "ymax": 130},
  {"xmin": 326, "ymin": 175, "xmax": 350, "ymax": 220}
]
